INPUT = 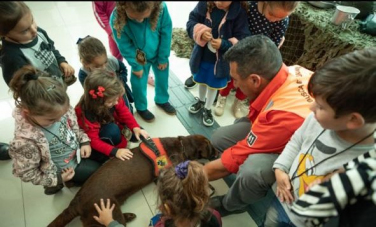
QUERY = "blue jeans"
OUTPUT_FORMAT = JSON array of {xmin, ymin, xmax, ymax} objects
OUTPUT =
[
  {"xmin": 264, "ymin": 195, "xmax": 296, "ymax": 227},
  {"xmin": 89, "ymin": 123, "xmax": 121, "ymax": 163}
]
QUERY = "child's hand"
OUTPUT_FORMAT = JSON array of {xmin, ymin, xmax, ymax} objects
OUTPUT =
[
  {"xmin": 132, "ymin": 69, "xmax": 143, "ymax": 78},
  {"xmin": 202, "ymin": 31, "xmax": 212, "ymax": 42},
  {"xmin": 116, "ymin": 148, "xmax": 133, "ymax": 161},
  {"xmin": 59, "ymin": 62, "xmax": 75, "ymax": 77},
  {"xmin": 93, "ymin": 198, "xmax": 115, "ymax": 227},
  {"xmin": 211, "ymin": 38, "xmax": 222, "ymax": 50},
  {"xmin": 80, "ymin": 145, "xmax": 92, "ymax": 158},
  {"xmin": 133, "ymin": 127, "xmax": 150, "ymax": 141},
  {"xmin": 61, "ymin": 167, "xmax": 75, "ymax": 182},
  {"xmin": 158, "ymin": 63, "xmax": 168, "ymax": 70},
  {"xmin": 275, "ymin": 168, "xmax": 294, "ymax": 204}
]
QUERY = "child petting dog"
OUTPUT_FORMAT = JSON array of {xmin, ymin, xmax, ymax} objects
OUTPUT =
[
  {"xmin": 8, "ymin": 66, "xmax": 101, "ymax": 195},
  {"xmin": 93, "ymin": 161, "xmax": 222, "ymax": 227},
  {"xmin": 75, "ymin": 68, "xmax": 149, "ymax": 164}
]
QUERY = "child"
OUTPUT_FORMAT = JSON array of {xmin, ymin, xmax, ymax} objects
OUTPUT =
[
  {"xmin": 264, "ymin": 47, "xmax": 376, "ymax": 226},
  {"xmin": 92, "ymin": 1, "xmax": 156, "ymax": 87},
  {"xmin": 8, "ymin": 65, "xmax": 101, "ymax": 195},
  {"xmin": 214, "ymin": 1, "xmax": 300, "ymax": 119},
  {"xmin": 187, "ymin": 1, "xmax": 250, "ymax": 127},
  {"xmin": 291, "ymin": 143, "xmax": 376, "ymax": 227},
  {"xmin": 76, "ymin": 35, "xmax": 134, "ymax": 114},
  {"xmin": 0, "ymin": 1, "xmax": 76, "ymax": 86},
  {"xmin": 92, "ymin": 161, "xmax": 222, "ymax": 227},
  {"xmin": 75, "ymin": 68, "xmax": 149, "ymax": 164},
  {"xmin": 110, "ymin": 1, "xmax": 176, "ymax": 123},
  {"xmin": 150, "ymin": 160, "xmax": 222, "ymax": 226}
]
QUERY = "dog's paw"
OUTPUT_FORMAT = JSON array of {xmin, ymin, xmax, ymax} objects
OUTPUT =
[{"xmin": 123, "ymin": 212, "xmax": 137, "ymax": 222}]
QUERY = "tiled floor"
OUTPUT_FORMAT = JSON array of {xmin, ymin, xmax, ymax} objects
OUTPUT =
[{"xmin": 0, "ymin": 2, "xmax": 256, "ymax": 227}]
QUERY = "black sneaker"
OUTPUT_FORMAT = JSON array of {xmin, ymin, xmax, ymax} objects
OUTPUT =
[
  {"xmin": 156, "ymin": 102, "xmax": 176, "ymax": 115},
  {"xmin": 0, "ymin": 143, "xmax": 10, "ymax": 160},
  {"xmin": 203, "ymin": 108, "xmax": 214, "ymax": 127},
  {"xmin": 137, "ymin": 109, "xmax": 155, "ymax": 122},
  {"xmin": 184, "ymin": 75, "xmax": 197, "ymax": 89},
  {"xmin": 209, "ymin": 195, "xmax": 246, "ymax": 217},
  {"xmin": 188, "ymin": 97, "xmax": 205, "ymax": 114},
  {"xmin": 44, "ymin": 183, "xmax": 64, "ymax": 195}
]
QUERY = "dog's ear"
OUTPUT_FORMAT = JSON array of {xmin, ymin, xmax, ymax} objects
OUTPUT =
[
  {"xmin": 183, "ymin": 135, "xmax": 218, "ymax": 160},
  {"xmin": 198, "ymin": 137, "xmax": 218, "ymax": 160}
]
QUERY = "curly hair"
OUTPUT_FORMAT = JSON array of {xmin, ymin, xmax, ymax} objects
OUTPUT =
[
  {"xmin": 77, "ymin": 68, "xmax": 125, "ymax": 125},
  {"xmin": 113, "ymin": 1, "xmax": 162, "ymax": 39},
  {"xmin": 206, "ymin": 1, "xmax": 248, "ymax": 13},
  {"xmin": 156, "ymin": 161, "xmax": 212, "ymax": 226}
]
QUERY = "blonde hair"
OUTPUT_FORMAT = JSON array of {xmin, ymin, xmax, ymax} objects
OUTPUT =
[
  {"xmin": 77, "ymin": 68, "xmax": 125, "ymax": 124},
  {"xmin": 156, "ymin": 161, "xmax": 210, "ymax": 226},
  {"xmin": 9, "ymin": 65, "xmax": 69, "ymax": 116},
  {"xmin": 113, "ymin": 1, "xmax": 162, "ymax": 39}
]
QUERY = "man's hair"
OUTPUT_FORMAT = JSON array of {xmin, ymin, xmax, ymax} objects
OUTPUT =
[
  {"xmin": 223, "ymin": 34, "xmax": 283, "ymax": 80},
  {"xmin": 308, "ymin": 47, "xmax": 376, "ymax": 122}
]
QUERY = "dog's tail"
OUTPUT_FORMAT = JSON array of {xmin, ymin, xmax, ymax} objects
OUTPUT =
[{"xmin": 47, "ymin": 197, "xmax": 80, "ymax": 227}]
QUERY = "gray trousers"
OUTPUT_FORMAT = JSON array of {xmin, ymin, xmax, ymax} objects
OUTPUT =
[{"xmin": 210, "ymin": 117, "xmax": 279, "ymax": 211}]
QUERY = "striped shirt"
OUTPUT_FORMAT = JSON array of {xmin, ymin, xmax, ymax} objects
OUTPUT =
[{"xmin": 291, "ymin": 131, "xmax": 376, "ymax": 227}]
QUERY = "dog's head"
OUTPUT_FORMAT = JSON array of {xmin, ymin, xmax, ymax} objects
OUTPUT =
[{"xmin": 177, "ymin": 134, "xmax": 218, "ymax": 160}]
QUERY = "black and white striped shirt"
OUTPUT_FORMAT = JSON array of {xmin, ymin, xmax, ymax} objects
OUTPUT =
[{"xmin": 291, "ymin": 132, "xmax": 376, "ymax": 227}]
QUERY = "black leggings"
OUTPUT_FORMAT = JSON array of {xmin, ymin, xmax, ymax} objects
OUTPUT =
[{"xmin": 71, "ymin": 158, "xmax": 101, "ymax": 185}]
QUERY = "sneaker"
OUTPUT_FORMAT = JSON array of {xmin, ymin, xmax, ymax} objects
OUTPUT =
[
  {"xmin": 214, "ymin": 95, "xmax": 227, "ymax": 116},
  {"xmin": 44, "ymin": 183, "xmax": 64, "ymax": 195},
  {"xmin": 147, "ymin": 75, "xmax": 155, "ymax": 86},
  {"xmin": 0, "ymin": 143, "xmax": 11, "ymax": 160},
  {"xmin": 188, "ymin": 97, "xmax": 205, "ymax": 114},
  {"xmin": 156, "ymin": 102, "xmax": 176, "ymax": 115},
  {"xmin": 232, "ymin": 98, "xmax": 249, "ymax": 119},
  {"xmin": 209, "ymin": 195, "xmax": 246, "ymax": 217},
  {"xmin": 137, "ymin": 109, "xmax": 155, "ymax": 122},
  {"xmin": 203, "ymin": 108, "xmax": 214, "ymax": 127},
  {"xmin": 184, "ymin": 75, "xmax": 197, "ymax": 89}
]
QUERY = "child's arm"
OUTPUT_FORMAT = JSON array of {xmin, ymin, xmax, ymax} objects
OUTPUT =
[
  {"xmin": 9, "ymin": 140, "xmax": 63, "ymax": 187},
  {"xmin": 93, "ymin": 198, "xmax": 125, "ymax": 227},
  {"xmin": 114, "ymin": 97, "xmax": 140, "ymax": 131},
  {"xmin": 213, "ymin": 4, "xmax": 251, "ymax": 52},
  {"xmin": 156, "ymin": 3, "xmax": 172, "ymax": 66},
  {"xmin": 67, "ymin": 106, "xmax": 92, "ymax": 158},
  {"xmin": 37, "ymin": 27, "xmax": 75, "ymax": 76},
  {"xmin": 291, "ymin": 158, "xmax": 376, "ymax": 226}
]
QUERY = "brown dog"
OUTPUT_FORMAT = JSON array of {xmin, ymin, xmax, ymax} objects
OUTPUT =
[{"xmin": 48, "ymin": 135, "xmax": 218, "ymax": 227}]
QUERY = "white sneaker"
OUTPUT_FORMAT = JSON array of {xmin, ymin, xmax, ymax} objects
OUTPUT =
[
  {"xmin": 232, "ymin": 98, "xmax": 249, "ymax": 119},
  {"xmin": 214, "ymin": 95, "xmax": 227, "ymax": 116}
]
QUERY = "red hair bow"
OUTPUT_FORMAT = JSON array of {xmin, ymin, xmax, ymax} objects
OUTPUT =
[
  {"xmin": 89, "ymin": 89, "xmax": 97, "ymax": 99},
  {"xmin": 89, "ymin": 86, "xmax": 106, "ymax": 99},
  {"xmin": 97, "ymin": 86, "xmax": 105, "ymax": 98}
]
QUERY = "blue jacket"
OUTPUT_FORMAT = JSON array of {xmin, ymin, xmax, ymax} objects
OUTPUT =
[
  {"xmin": 187, "ymin": 2, "xmax": 250, "ymax": 79},
  {"xmin": 110, "ymin": 2, "xmax": 172, "ymax": 72}
]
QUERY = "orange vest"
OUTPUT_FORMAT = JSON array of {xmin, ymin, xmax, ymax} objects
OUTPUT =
[
  {"xmin": 256, "ymin": 65, "xmax": 313, "ymax": 122},
  {"xmin": 139, "ymin": 138, "xmax": 172, "ymax": 177}
]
